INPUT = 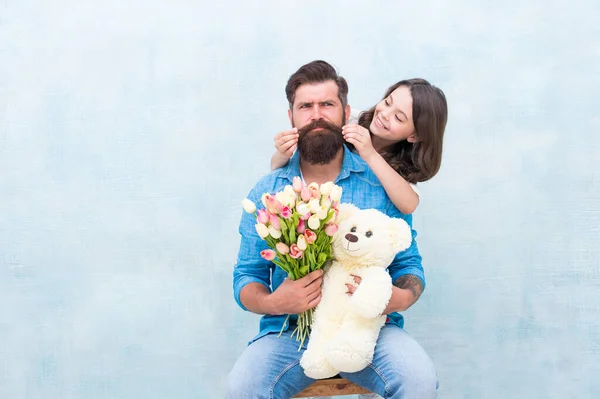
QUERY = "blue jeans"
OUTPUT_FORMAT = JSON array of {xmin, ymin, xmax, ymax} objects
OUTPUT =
[{"xmin": 226, "ymin": 325, "xmax": 438, "ymax": 399}]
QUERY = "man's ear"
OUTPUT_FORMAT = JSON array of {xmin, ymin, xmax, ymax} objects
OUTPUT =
[
  {"xmin": 288, "ymin": 108, "xmax": 293, "ymax": 127},
  {"xmin": 344, "ymin": 104, "xmax": 351, "ymax": 124}
]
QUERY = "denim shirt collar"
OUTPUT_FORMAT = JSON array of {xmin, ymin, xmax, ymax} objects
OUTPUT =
[{"xmin": 279, "ymin": 145, "xmax": 366, "ymax": 184}]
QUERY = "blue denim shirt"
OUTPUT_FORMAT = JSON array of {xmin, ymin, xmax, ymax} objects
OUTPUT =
[{"xmin": 233, "ymin": 146, "xmax": 424, "ymax": 343}]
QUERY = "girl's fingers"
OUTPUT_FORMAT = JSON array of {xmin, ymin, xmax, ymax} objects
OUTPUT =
[
  {"xmin": 280, "ymin": 135, "xmax": 298, "ymax": 145},
  {"xmin": 281, "ymin": 139, "xmax": 297, "ymax": 152},
  {"xmin": 344, "ymin": 137, "xmax": 358, "ymax": 145},
  {"xmin": 283, "ymin": 131, "xmax": 299, "ymax": 138},
  {"xmin": 276, "ymin": 129, "xmax": 299, "ymax": 142},
  {"xmin": 343, "ymin": 133, "xmax": 361, "ymax": 142},
  {"xmin": 343, "ymin": 129, "xmax": 366, "ymax": 139}
]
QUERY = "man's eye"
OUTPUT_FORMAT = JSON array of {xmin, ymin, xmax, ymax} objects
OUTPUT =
[
  {"xmin": 365, "ymin": 231, "xmax": 373, "ymax": 238},
  {"xmin": 350, "ymin": 227, "xmax": 357, "ymax": 233}
]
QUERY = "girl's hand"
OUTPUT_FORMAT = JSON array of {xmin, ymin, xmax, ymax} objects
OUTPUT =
[
  {"xmin": 342, "ymin": 124, "xmax": 376, "ymax": 160},
  {"xmin": 274, "ymin": 128, "xmax": 299, "ymax": 159}
]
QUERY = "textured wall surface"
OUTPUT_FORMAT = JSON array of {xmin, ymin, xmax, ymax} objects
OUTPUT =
[{"xmin": 1, "ymin": 1, "xmax": 599, "ymax": 398}]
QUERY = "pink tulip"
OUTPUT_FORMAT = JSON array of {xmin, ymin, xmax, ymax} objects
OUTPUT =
[
  {"xmin": 257, "ymin": 209, "xmax": 269, "ymax": 224},
  {"xmin": 308, "ymin": 183, "xmax": 321, "ymax": 199},
  {"xmin": 292, "ymin": 176, "xmax": 304, "ymax": 193},
  {"xmin": 300, "ymin": 187, "xmax": 311, "ymax": 202},
  {"xmin": 281, "ymin": 206, "xmax": 292, "ymax": 219},
  {"xmin": 260, "ymin": 249, "xmax": 276, "ymax": 261},
  {"xmin": 289, "ymin": 244, "xmax": 303, "ymax": 259},
  {"xmin": 269, "ymin": 214, "xmax": 281, "ymax": 230},
  {"xmin": 264, "ymin": 194, "xmax": 282, "ymax": 214},
  {"xmin": 305, "ymin": 230, "xmax": 317, "ymax": 244},
  {"xmin": 276, "ymin": 242, "xmax": 289, "ymax": 254},
  {"xmin": 325, "ymin": 223, "xmax": 338, "ymax": 236},
  {"xmin": 296, "ymin": 219, "xmax": 306, "ymax": 234},
  {"xmin": 301, "ymin": 212, "xmax": 311, "ymax": 221}
]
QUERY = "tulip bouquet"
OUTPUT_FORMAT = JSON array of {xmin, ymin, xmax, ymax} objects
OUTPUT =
[{"xmin": 242, "ymin": 176, "xmax": 342, "ymax": 348}]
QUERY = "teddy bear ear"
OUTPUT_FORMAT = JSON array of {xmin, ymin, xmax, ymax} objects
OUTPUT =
[
  {"xmin": 336, "ymin": 203, "xmax": 359, "ymax": 224},
  {"xmin": 388, "ymin": 217, "xmax": 413, "ymax": 253}
]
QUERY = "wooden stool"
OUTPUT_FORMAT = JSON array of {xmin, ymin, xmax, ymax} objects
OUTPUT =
[{"xmin": 294, "ymin": 376, "xmax": 371, "ymax": 397}]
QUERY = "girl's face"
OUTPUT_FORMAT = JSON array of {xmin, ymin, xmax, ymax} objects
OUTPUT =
[{"xmin": 369, "ymin": 86, "xmax": 417, "ymax": 145}]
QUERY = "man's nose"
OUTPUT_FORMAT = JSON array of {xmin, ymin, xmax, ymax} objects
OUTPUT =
[{"xmin": 310, "ymin": 105, "xmax": 323, "ymax": 120}]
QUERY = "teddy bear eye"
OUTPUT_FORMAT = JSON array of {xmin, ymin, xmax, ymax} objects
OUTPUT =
[
  {"xmin": 365, "ymin": 231, "xmax": 373, "ymax": 238},
  {"xmin": 350, "ymin": 227, "xmax": 357, "ymax": 233}
]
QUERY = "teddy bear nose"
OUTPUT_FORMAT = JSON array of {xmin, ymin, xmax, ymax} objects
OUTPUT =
[{"xmin": 345, "ymin": 233, "xmax": 358, "ymax": 243}]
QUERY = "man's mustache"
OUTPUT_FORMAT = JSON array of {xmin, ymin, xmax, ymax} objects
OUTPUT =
[{"xmin": 297, "ymin": 119, "xmax": 343, "ymax": 136}]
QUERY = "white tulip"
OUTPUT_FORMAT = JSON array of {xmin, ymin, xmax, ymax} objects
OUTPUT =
[
  {"xmin": 317, "ymin": 205, "xmax": 329, "ymax": 220},
  {"xmin": 308, "ymin": 198, "xmax": 321, "ymax": 213},
  {"xmin": 297, "ymin": 235, "xmax": 307, "ymax": 251},
  {"xmin": 255, "ymin": 223, "xmax": 269, "ymax": 238},
  {"xmin": 320, "ymin": 198, "xmax": 331, "ymax": 210},
  {"xmin": 296, "ymin": 203, "xmax": 309, "ymax": 215},
  {"xmin": 269, "ymin": 226, "xmax": 282, "ymax": 239},
  {"xmin": 308, "ymin": 215, "xmax": 320, "ymax": 230},
  {"xmin": 284, "ymin": 185, "xmax": 296, "ymax": 199},
  {"xmin": 330, "ymin": 185, "xmax": 343, "ymax": 202},
  {"xmin": 242, "ymin": 199, "xmax": 256, "ymax": 214},
  {"xmin": 320, "ymin": 181, "xmax": 334, "ymax": 196},
  {"xmin": 285, "ymin": 193, "xmax": 297, "ymax": 207},
  {"xmin": 275, "ymin": 191, "xmax": 287, "ymax": 206}
]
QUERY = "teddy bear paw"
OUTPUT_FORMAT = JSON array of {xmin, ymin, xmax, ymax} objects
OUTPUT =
[
  {"xmin": 300, "ymin": 351, "xmax": 339, "ymax": 380},
  {"xmin": 326, "ymin": 344, "xmax": 371, "ymax": 373}
]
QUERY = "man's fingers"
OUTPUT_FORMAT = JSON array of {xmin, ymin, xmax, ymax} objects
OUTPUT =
[
  {"xmin": 307, "ymin": 293, "xmax": 322, "ymax": 309},
  {"xmin": 306, "ymin": 288, "xmax": 321, "ymax": 305},
  {"xmin": 306, "ymin": 273, "xmax": 323, "ymax": 293},
  {"xmin": 301, "ymin": 269, "xmax": 324, "ymax": 286}
]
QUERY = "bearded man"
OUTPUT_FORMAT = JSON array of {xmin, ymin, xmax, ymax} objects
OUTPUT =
[{"xmin": 227, "ymin": 60, "xmax": 437, "ymax": 399}]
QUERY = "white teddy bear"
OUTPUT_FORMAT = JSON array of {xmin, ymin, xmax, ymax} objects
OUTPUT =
[{"xmin": 300, "ymin": 204, "xmax": 414, "ymax": 379}]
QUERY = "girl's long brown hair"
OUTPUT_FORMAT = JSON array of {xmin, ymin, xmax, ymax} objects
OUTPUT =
[{"xmin": 357, "ymin": 79, "xmax": 448, "ymax": 184}]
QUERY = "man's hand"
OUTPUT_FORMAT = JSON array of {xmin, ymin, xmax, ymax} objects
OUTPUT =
[
  {"xmin": 267, "ymin": 269, "xmax": 323, "ymax": 315},
  {"xmin": 345, "ymin": 274, "xmax": 361, "ymax": 296}
]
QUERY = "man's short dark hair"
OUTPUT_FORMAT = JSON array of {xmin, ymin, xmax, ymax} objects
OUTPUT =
[{"xmin": 285, "ymin": 60, "xmax": 348, "ymax": 109}]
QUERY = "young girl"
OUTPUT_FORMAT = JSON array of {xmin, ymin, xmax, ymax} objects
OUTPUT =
[{"xmin": 271, "ymin": 78, "xmax": 448, "ymax": 215}]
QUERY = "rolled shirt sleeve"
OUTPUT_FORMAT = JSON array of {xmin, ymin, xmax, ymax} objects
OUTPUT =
[
  {"xmin": 385, "ymin": 201, "xmax": 425, "ymax": 289},
  {"xmin": 233, "ymin": 188, "xmax": 273, "ymax": 311}
]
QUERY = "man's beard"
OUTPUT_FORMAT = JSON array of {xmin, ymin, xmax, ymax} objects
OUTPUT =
[{"xmin": 296, "ymin": 119, "xmax": 345, "ymax": 165}]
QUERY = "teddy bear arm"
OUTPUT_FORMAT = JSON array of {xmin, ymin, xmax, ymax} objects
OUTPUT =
[{"xmin": 348, "ymin": 268, "xmax": 393, "ymax": 319}]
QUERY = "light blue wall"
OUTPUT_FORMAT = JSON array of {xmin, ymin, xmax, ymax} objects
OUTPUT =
[{"xmin": 1, "ymin": 1, "xmax": 599, "ymax": 398}]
